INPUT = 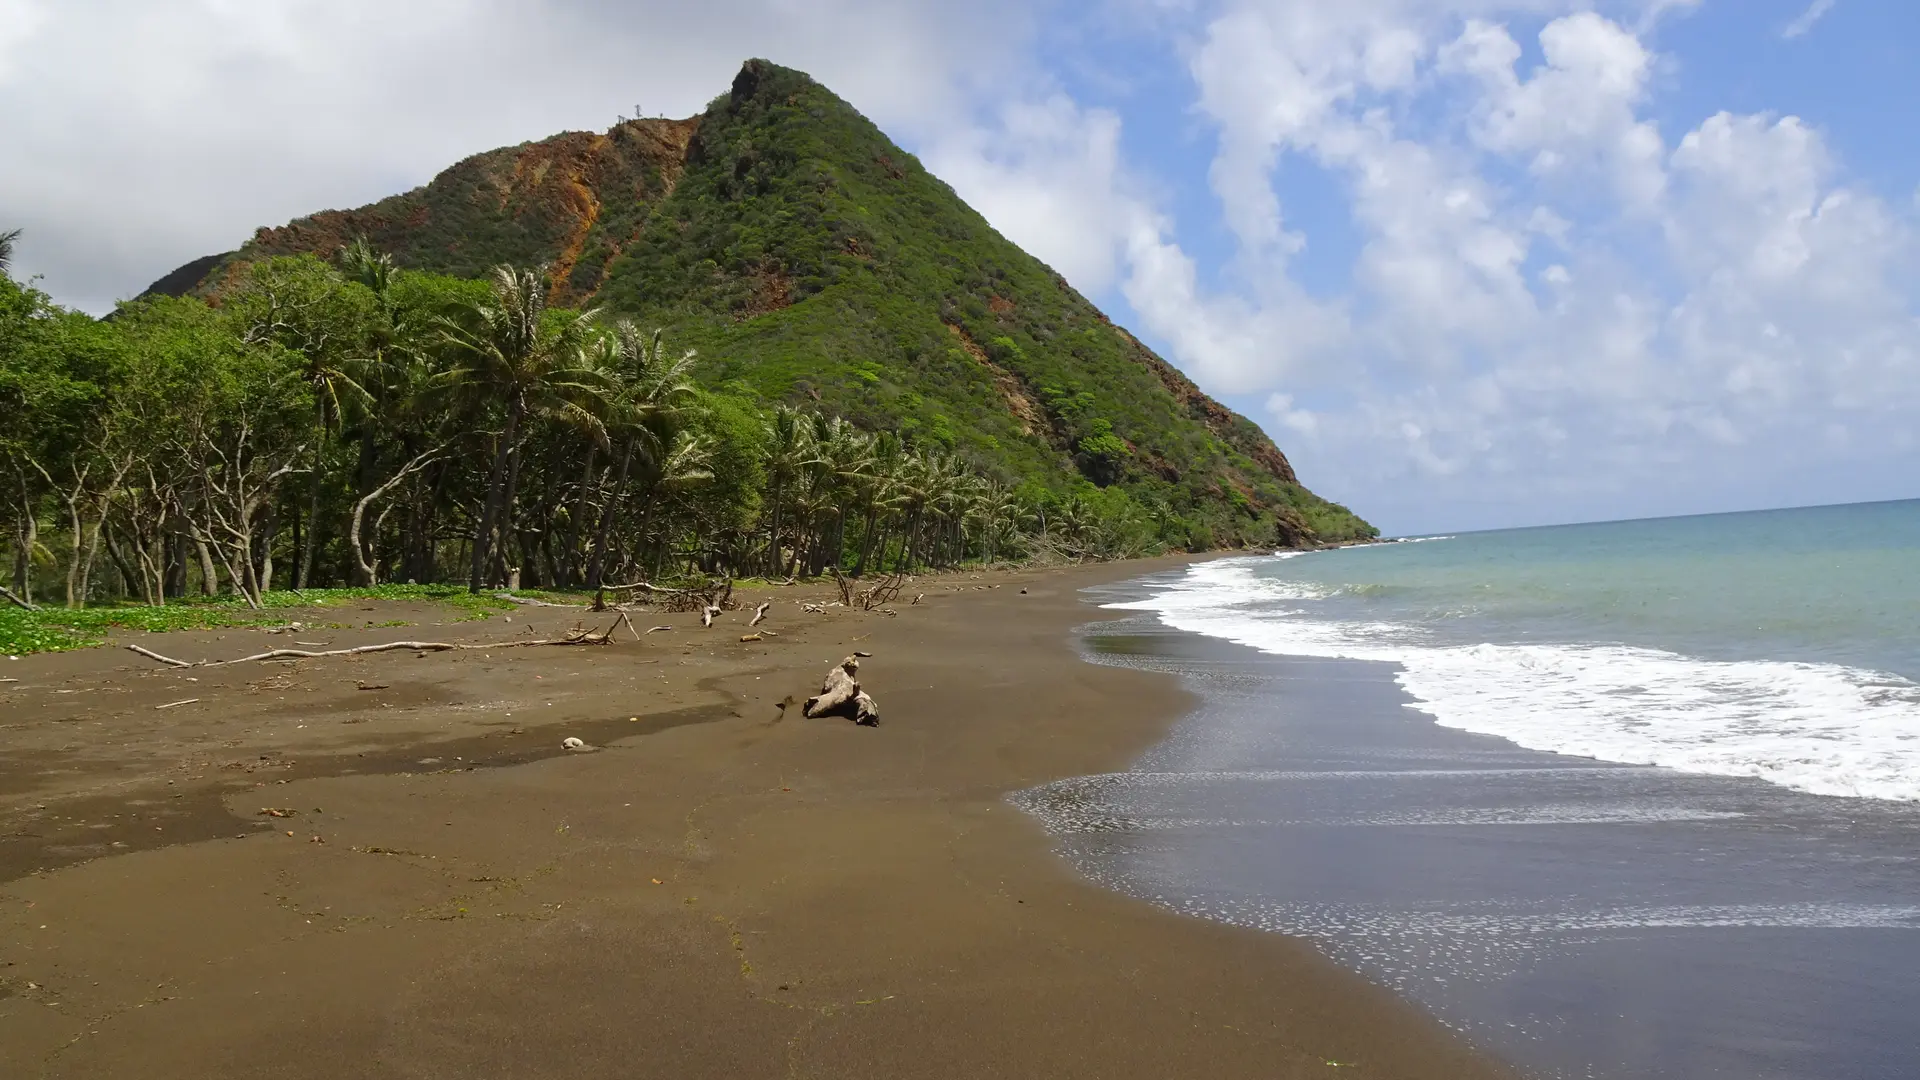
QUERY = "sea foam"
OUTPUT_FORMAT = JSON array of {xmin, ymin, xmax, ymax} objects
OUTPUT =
[{"xmin": 1113, "ymin": 559, "xmax": 1920, "ymax": 802}]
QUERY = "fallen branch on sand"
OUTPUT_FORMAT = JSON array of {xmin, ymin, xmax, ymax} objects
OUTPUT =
[
  {"xmin": 125, "ymin": 613, "xmax": 642, "ymax": 668},
  {"xmin": 803, "ymin": 652, "xmax": 879, "ymax": 726},
  {"xmin": 749, "ymin": 601, "xmax": 771, "ymax": 627},
  {"xmin": 829, "ymin": 568, "xmax": 905, "ymax": 612},
  {"xmin": 595, "ymin": 576, "xmax": 734, "ymax": 614},
  {"xmin": 494, "ymin": 592, "xmax": 582, "ymax": 608}
]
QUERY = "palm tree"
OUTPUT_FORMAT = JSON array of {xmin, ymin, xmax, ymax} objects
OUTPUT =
[
  {"xmin": 760, "ymin": 404, "xmax": 819, "ymax": 576},
  {"xmin": 1053, "ymin": 494, "xmax": 1097, "ymax": 559},
  {"xmin": 851, "ymin": 431, "xmax": 903, "ymax": 576},
  {"xmin": 624, "ymin": 429, "xmax": 714, "ymax": 581},
  {"xmin": 581, "ymin": 323, "xmax": 698, "ymax": 590},
  {"xmin": 438, "ymin": 264, "xmax": 606, "ymax": 592},
  {"xmin": 810, "ymin": 417, "xmax": 873, "ymax": 575},
  {"xmin": 0, "ymin": 228, "xmax": 19, "ymax": 277},
  {"xmin": 338, "ymin": 236, "xmax": 395, "ymax": 302}
]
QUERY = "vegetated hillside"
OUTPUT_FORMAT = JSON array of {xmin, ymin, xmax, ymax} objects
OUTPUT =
[{"xmin": 148, "ymin": 60, "xmax": 1373, "ymax": 547}]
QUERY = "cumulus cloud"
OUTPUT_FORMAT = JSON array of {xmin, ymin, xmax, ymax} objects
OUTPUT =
[
  {"xmin": 922, "ymin": 96, "xmax": 1143, "ymax": 296},
  {"xmin": 1101, "ymin": 0, "xmax": 1920, "ymax": 530},
  {"xmin": 1444, "ymin": 13, "xmax": 1666, "ymax": 210}
]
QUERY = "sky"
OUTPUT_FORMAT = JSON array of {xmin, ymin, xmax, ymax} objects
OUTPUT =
[{"xmin": 3, "ymin": 0, "xmax": 1916, "ymax": 535}]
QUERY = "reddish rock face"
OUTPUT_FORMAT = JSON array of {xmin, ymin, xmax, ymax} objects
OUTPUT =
[{"xmin": 217, "ymin": 117, "xmax": 701, "ymax": 306}]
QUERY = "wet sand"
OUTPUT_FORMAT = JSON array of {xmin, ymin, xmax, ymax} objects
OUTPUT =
[
  {"xmin": 0, "ymin": 559, "xmax": 1513, "ymax": 1079},
  {"xmin": 1027, "ymin": 587, "xmax": 1920, "ymax": 1079}
]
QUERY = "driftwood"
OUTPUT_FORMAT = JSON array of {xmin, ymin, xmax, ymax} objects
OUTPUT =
[
  {"xmin": 803, "ymin": 652, "xmax": 879, "ymax": 726},
  {"xmin": 495, "ymin": 592, "xmax": 581, "ymax": 608},
  {"xmin": 829, "ymin": 568, "xmax": 905, "ymax": 612},
  {"xmin": 601, "ymin": 576, "xmax": 735, "ymax": 615},
  {"xmin": 750, "ymin": 602, "xmax": 771, "ymax": 627},
  {"xmin": 125, "ymin": 613, "xmax": 639, "ymax": 669}
]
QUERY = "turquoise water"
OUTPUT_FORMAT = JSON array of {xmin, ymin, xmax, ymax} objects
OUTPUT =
[
  {"xmin": 1116, "ymin": 500, "xmax": 1920, "ymax": 800},
  {"xmin": 1300, "ymin": 500, "xmax": 1920, "ymax": 677}
]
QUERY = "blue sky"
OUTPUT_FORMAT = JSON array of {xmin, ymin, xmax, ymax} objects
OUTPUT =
[{"xmin": 4, "ymin": 0, "xmax": 1916, "ymax": 534}]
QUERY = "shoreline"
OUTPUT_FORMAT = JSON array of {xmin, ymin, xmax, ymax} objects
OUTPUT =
[
  {"xmin": 1065, "ymin": 571, "xmax": 1920, "ymax": 1080},
  {"xmin": 0, "ymin": 557, "xmax": 1512, "ymax": 1079}
]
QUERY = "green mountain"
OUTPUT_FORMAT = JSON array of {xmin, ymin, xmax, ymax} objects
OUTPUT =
[{"xmin": 147, "ymin": 59, "xmax": 1372, "ymax": 546}]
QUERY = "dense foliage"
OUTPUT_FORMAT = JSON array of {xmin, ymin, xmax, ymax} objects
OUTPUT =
[
  {"xmin": 155, "ymin": 60, "xmax": 1374, "ymax": 552},
  {"xmin": 4, "ymin": 245, "xmax": 1247, "ymax": 619}
]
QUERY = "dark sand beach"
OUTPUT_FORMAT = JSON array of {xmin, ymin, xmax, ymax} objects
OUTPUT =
[{"xmin": 0, "ymin": 557, "xmax": 1511, "ymax": 1080}]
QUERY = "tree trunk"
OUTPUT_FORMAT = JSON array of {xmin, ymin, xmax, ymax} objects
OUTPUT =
[
  {"xmin": 898, "ymin": 508, "xmax": 923, "ymax": 573},
  {"xmin": 764, "ymin": 478, "xmax": 783, "ymax": 578},
  {"xmin": 256, "ymin": 507, "xmax": 278, "ymax": 595},
  {"xmin": 468, "ymin": 399, "xmax": 523, "ymax": 594},
  {"xmin": 583, "ymin": 438, "xmax": 635, "ymax": 591},
  {"xmin": 853, "ymin": 507, "xmax": 879, "ymax": 577},
  {"xmin": 296, "ymin": 438, "xmax": 323, "ymax": 589},
  {"xmin": 195, "ymin": 537, "xmax": 219, "ymax": 597},
  {"xmin": 11, "ymin": 505, "xmax": 35, "ymax": 605},
  {"xmin": 561, "ymin": 444, "xmax": 597, "ymax": 587},
  {"xmin": 163, "ymin": 530, "xmax": 185, "ymax": 599},
  {"xmin": 494, "ymin": 437, "xmax": 526, "ymax": 589},
  {"xmin": 106, "ymin": 529, "xmax": 139, "ymax": 601}
]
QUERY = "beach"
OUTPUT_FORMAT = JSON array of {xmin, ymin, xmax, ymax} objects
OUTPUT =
[{"xmin": 0, "ymin": 557, "xmax": 1510, "ymax": 1080}]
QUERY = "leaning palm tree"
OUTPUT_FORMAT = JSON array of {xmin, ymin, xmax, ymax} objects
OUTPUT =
[
  {"xmin": 438, "ymin": 264, "xmax": 606, "ymax": 592},
  {"xmin": 0, "ymin": 228, "xmax": 19, "ymax": 276}
]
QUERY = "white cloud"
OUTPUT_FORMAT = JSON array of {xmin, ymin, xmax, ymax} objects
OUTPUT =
[
  {"xmin": 1781, "ymin": 0, "xmax": 1838, "ymax": 39},
  {"xmin": 1107, "ymin": 0, "xmax": 1920, "ymax": 530},
  {"xmin": 1445, "ymin": 13, "xmax": 1666, "ymax": 210},
  {"xmin": 1121, "ymin": 220, "xmax": 1352, "ymax": 392},
  {"xmin": 923, "ymin": 96, "xmax": 1141, "ymax": 295},
  {"xmin": 0, "ymin": 0, "xmax": 46, "ymax": 81}
]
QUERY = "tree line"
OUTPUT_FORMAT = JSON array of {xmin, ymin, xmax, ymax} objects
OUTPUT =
[{"xmin": 2, "ymin": 236, "xmax": 1177, "ymax": 609}]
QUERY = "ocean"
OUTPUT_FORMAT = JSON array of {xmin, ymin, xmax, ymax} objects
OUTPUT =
[{"xmin": 1017, "ymin": 500, "xmax": 1920, "ymax": 1078}]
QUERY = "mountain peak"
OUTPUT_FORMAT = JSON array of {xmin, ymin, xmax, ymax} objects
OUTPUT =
[{"xmin": 139, "ymin": 61, "xmax": 1373, "ymax": 546}]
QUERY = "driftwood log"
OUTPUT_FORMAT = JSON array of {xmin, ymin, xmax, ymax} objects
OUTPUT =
[
  {"xmin": 803, "ymin": 652, "xmax": 879, "ymax": 726},
  {"xmin": 125, "ymin": 613, "xmax": 639, "ymax": 668},
  {"xmin": 829, "ymin": 568, "xmax": 905, "ymax": 612},
  {"xmin": 595, "ymin": 576, "xmax": 734, "ymax": 614}
]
